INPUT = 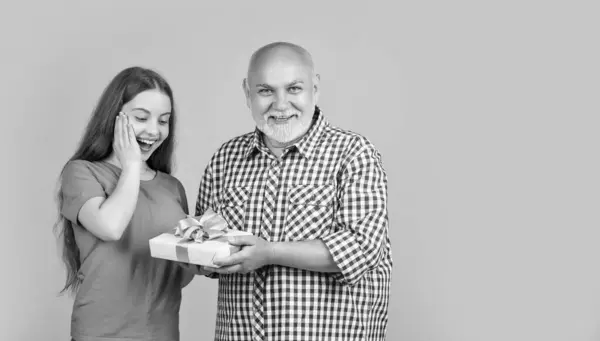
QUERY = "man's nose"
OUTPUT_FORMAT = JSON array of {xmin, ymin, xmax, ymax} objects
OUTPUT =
[{"xmin": 273, "ymin": 91, "xmax": 289, "ymax": 111}]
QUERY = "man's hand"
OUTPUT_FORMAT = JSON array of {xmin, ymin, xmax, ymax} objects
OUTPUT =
[{"xmin": 207, "ymin": 235, "xmax": 274, "ymax": 274}]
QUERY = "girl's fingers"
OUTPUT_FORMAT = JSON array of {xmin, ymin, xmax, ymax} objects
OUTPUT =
[
  {"xmin": 115, "ymin": 112, "xmax": 138, "ymax": 152},
  {"xmin": 122, "ymin": 114, "xmax": 130, "ymax": 146},
  {"xmin": 114, "ymin": 115, "xmax": 122, "ymax": 146},
  {"xmin": 127, "ymin": 123, "xmax": 137, "ymax": 146}
]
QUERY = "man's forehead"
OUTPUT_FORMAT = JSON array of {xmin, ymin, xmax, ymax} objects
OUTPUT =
[{"xmin": 248, "ymin": 55, "xmax": 313, "ymax": 86}]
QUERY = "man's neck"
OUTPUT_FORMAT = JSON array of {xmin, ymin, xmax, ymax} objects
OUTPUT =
[{"xmin": 264, "ymin": 135, "xmax": 303, "ymax": 159}]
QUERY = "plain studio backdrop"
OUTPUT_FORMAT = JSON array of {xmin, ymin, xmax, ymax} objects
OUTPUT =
[{"xmin": 1, "ymin": 1, "xmax": 598, "ymax": 340}]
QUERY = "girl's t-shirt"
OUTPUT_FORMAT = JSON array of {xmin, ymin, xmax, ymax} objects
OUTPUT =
[{"xmin": 60, "ymin": 160, "xmax": 191, "ymax": 341}]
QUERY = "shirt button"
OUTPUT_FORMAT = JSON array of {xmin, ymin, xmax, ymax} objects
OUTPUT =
[{"xmin": 271, "ymin": 160, "xmax": 279, "ymax": 167}]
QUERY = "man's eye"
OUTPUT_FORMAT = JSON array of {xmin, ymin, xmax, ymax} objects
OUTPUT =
[
  {"xmin": 288, "ymin": 86, "xmax": 302, "ymax": 93},
  {"xmin": 258, "ymin": 89, "xmax": 273, "ymax": 95}
]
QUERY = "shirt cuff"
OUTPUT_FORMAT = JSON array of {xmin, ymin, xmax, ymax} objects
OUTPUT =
[{"xmin": 321, "ymin": 230, "xmax": 369, "ymax": 286}]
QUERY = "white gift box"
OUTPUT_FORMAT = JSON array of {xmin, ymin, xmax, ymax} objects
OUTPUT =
[
  {"xmin": 149, "ymin": 230, "xmax": 252, "ymax": 267},
  {"xmin": 149, "ymin": 209, "xmax": 252, "ymax": 267}
]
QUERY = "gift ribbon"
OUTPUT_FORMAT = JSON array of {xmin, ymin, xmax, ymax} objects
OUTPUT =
[{"xmin": 173, "ymin": 209, "xmax": 230, "ymax": 263}]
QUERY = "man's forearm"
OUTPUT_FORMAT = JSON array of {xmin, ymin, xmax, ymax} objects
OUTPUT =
[{"xmin": 270, "ymin": 239, "xmax": 341, "ymax": 273}]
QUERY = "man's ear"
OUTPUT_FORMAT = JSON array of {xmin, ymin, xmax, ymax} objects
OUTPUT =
[
  {"xmin": 313, "ymin": 73, "xmax": 321, "ymax": 103},
  {"xmin": 242, "ymin": 78, "xmax": 251, "ymax": 108}
]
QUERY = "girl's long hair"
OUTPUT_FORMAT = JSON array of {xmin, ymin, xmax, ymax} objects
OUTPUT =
[{"xmin": 54, "ymin": 66, "xmax": 178, "ymax": 294}]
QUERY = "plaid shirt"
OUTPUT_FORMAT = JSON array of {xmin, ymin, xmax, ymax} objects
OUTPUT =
[{"xmin": 196, "ymin": 108, "xmax": 392, "ymax": 341}]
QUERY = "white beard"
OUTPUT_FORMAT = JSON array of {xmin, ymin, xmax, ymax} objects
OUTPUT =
[{"xmin": 258, "ymin": 109, "xmax": 306, "ymax": 144}]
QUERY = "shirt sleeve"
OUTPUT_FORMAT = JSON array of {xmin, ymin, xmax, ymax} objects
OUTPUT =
[
  {"xmin": 195, "ymin": 161, "xmax": 220, "ymax": 279},
  {"xmin": 195, "ymin": 162, "xmax": 214, "ymax": 217},
  {"xmin": 60, "ymin": 160, "xmax": 106, "ymax": 225},
  {"xmin": 320, "ymin": 140, "xmax": 389, "ymax": 286}
]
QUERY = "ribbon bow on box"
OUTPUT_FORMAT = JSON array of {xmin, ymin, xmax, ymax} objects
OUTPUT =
[
  {"xmin": 174, "ymin": 209, "xmax": 230, "ymax": 243},
  {"xmin": 148, "ymin": 208, "xmax": 249, "ymax": 266}
]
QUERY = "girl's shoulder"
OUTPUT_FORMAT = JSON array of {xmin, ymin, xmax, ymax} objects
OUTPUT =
[
  {"xmin": 64, "ymin": 159, "xmax": 113, "ymax": 172},
  {"xmin": 62, "ymin": 159, "xmax": 120, "ymax": 187}
]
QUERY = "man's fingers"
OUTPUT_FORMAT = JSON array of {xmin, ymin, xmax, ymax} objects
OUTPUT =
[
  {"xmin": 227, "ymin": 235, "xmax": 255, "ymax": 246},
  {"xmin": 213, "ymin": 249, "xmax": 248, "ymax": 267},
  {"xmin": 210, "ymin": 264, "xmax": 243, "ymax": 275}
]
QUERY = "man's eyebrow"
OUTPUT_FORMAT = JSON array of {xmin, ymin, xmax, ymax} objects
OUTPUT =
[{"xmin": 255, "ymin": 80, "xmax": 305, "ymax": 88}]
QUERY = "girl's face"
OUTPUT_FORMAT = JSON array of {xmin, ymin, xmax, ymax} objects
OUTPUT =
[{"xmin": 120, "ymin": 89, "xmax": 172, "ymax": 161}]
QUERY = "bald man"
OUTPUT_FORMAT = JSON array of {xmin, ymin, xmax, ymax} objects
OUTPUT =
[{"xmin": 194, "ymin": 42, "xmax": 392, "ymax": 341}]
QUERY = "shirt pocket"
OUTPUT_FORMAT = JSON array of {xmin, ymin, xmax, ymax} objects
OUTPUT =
[
  {"xmin": 285, "ymin": 184, "xmax": 335, "ymax": 241},
  {"xmin": 217, "ymin": 187, "xmax": 249, "ymax": 231}
]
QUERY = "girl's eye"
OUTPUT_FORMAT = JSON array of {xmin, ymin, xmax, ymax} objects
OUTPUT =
[
  {"xmin": 135, "ymin": 117, "xmax": 147, "ymax": 122},
  {"xmin": 159, "ymin": 120, "xmax": 169, "ymax": 125}
]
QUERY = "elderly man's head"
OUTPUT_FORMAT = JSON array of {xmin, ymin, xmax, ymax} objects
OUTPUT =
[{"xmin": 243, "ymin": 42, "xmax": 320, "ymax": 145}]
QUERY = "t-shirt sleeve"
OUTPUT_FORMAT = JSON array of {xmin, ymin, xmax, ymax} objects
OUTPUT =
[{"xmin": 60, "ymin": 160, "xmax": 106, "ymax": 224}]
